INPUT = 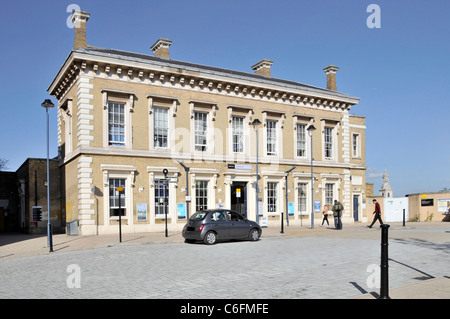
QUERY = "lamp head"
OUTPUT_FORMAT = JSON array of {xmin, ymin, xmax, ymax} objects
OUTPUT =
[
  {"xmin": 251, "ymin": 119, "xmax": 261, "ymax": 127},
  {"xmin": 41, "ymin": 99, "xmax": 55, "ymax": 110}
]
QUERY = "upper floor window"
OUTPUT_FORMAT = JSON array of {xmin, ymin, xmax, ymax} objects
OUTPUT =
[
  {"xmin": 102, "ymin": 89, "xmax": 134, "ymax": 149},
  {"xmin": 154, "ymin": 107, "xmax": 168, "ymax": 148},
  {"xmin": 352, "ymin": 133, "xmax": 360, "ymax": 158},
  {"xmin": 194, "ymin": 112, "xmax": 208, "ymax": 152},
  {"xmin": 266, "ymin": 120, "xmax": 277, "ymax": 156},
  {"xmin": 296, "ymin": 124, "xmax": 306, "ymax": 157},
  {"xmin": 324, "ymin": 127, "xmax": 333, "ymax": 159},
  {"xmin": 108, "ymin": 102, "xmax": 125, "ymax": 146},
  {"xmin": 232, "ymin": 116, "xmax": 245, "ymax": 153}
]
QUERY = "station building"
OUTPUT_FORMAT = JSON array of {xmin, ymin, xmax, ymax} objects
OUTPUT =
[{"xmin": 47, "ymin": 10, "xmax": 367, "ymax": 235}]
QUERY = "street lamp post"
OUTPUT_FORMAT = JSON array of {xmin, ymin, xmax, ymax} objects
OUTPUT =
[
  {"xmin": 285, "ymin": 166, "xmax": 296, "ymax": 227},
  {"xmin": 307, "ymin": 125, "xmax": 316, "ymax": 229},
  {"xmin": 251, "ymin": 119, "xmax": 261, "ymax": 225},
  {"xmin": 177, "ymin": 160, "xmax": 190, "ymax": 220},
  {"xmin": 41, "ymin": 99, "xmax": 55, "ymax": 252}
]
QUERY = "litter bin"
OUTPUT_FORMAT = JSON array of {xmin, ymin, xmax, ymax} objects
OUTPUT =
[{"xmin": 66, "ymin": 220, "xmax": 79, "ymax": 236}]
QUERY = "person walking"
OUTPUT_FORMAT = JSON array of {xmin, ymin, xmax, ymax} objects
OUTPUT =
[
  {"xmin": 321, "ymin": 205, "xmax": 329, "ymax": 226},
  {"xmin": 368, "ymin": 199, "xmax": 384, "ymax": 228},
  {"xmin": 332, "ymin": 200, "xmax": 344, "ymax": 230}
]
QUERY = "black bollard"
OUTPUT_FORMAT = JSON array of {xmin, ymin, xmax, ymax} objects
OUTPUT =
[
  {"xmin": 379, "ymin": 224, "xmax": 390, "ymax": 299},
  {"xmin": 402, "ymin": 209, "xmax": 405, "ymax": 227},
  {"xmin": 280, "ymin": 212, "xmax": 284, "ymax": 233},
  {"xmin": 49, "ymin": 224, "xmax": 54, "ymax": 253}
]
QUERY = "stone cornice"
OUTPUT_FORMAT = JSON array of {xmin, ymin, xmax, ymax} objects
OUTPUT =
[
  {"xmin": 63, "ymin": 146, "xmax": 367, "ymax": 171},
  {"xmin": 48, "ymin": 51, "xmax": 360, "ymax": 112}
]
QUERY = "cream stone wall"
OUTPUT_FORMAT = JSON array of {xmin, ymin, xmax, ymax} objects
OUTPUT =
[
  {"xmin": 50, "ymin": 50, "xmax": 366, "ymax": 235},
  {"xmin": 407, "ymin": 192, "xmax": 450, "ymax": 222}
]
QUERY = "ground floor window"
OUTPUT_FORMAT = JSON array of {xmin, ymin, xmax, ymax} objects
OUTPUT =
[
  {"xmin": 195, "ymin": 180, "xmax": 208, "ymax": 211},
  {"xmin": 298, "ymin": 183, "xmax": 307, "ymax": 213},
  {"xmin": 154, "ymin": 179, "xmax": 168, "ymax": 216},
  {"xmin": 267, "ymin": 182, "xmax": 278, "ymax": 213},
  {"xmin": 325, "ymin": 183, "xmax": 334, "ymax": 207},
  {"xmin": 109, "ymin": 178, "xmax": 126, "ymax": 217}
]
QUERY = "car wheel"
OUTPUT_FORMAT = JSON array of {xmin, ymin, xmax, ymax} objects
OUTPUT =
[
  {"xmin": 204, "ymin": 231, "xmax": 217, "ymax": 245},
  {"xmin": 249, "ymin": 228, "xmax": 260, "ymax": 241}
]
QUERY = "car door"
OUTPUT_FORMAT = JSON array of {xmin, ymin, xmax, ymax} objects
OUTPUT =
[
  {"xmin": 227, "ymin": 211, "xmax": 250, "ymax": 239},
  {"xmin": 210, "ymin": 211, "xmax": 230, "ymax": 239}
]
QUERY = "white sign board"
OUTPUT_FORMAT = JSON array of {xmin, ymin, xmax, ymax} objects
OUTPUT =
[{"xmin": 383, "ymin": 197, "xmax": 409, "ymax": 222}]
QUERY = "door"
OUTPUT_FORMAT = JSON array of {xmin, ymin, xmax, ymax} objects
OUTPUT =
[
  {"xmin": 0, "ymin": 207, "xmax": 4, "ymax": 232},
  {"xmin": 227, "ymin": 210, "xmax": 250, "ymax": 239},
  {"xmin": 210, "ymin": 211, "xmax": 230, "ymax": 239},
  {"xmin": 231, "ymin": 182, "xmax": 247, "ymax": 217},
  {"xmin": 353, "ymin": 195, "xmax": 359, "ymax": 221}
]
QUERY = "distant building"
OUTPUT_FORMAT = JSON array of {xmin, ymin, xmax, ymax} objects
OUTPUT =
[
  {"xmin": 0, "ymin": 171, "xmax": 18, "ymax": 232},
  {"xmin": 379, "ymin": 169, "xmax": 393, "ymax": 198},
  {"xmin": 406, "ymin": 192, "xmax": 450, "ymax": 222},
  {"xmin": 0, "ymin": 158, "xmax": 63, "ymax": 234}
]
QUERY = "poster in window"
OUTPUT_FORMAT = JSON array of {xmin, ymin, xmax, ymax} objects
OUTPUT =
[
  {"xmin": 137, "ymin": 203, "xmax": 147, "ymax": 221},
  {"xmin": 437, "ymin": 199, "xmax": 450, "ymax": 212},
  {"xmin": 421, "ymin": 199, "xmax": 434, "ymax": 206}
]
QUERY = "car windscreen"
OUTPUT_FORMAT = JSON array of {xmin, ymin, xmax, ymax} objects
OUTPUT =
[{"xmin": 189, "ymin": 211, "xmax": 208, "ymax": 221}]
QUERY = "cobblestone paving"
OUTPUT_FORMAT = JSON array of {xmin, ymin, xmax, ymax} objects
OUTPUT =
[{"xmin": 1, "ymin": 231, "xmax": 448, "ymax": 299}]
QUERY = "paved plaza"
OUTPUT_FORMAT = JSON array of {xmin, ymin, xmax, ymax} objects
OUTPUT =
[{"xmin": 0, "ymin": 222, "xmax": 449, "ymax": 300}]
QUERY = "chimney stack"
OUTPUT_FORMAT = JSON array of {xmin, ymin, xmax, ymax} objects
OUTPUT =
[
  {"xmin": 71, "ymin": 10, "xmax": 90, "ymax": 49},
  {"xmin": 252, "ymin": 59, "xmax": 273, "ymax": 77},
  {"xmin": 323, "ymin": 65, "xmax": 339, "ymax": 91},
  {"xmin": 151, "ymin": 38, "xmax": 172, "ymax": 59}
]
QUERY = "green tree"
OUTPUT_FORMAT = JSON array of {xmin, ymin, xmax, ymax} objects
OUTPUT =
[{"xmin": 0, "ymin": 158, "xmax": 9, "ymax": 171}]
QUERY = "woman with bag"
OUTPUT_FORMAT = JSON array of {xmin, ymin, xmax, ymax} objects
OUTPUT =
[{"xmin": 321, "ymin": 205, "xmax": 329, "ymax": 227}]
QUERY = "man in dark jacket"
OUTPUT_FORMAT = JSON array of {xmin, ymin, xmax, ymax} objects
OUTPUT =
[
  {"xmin": 368, "ymin": 199, "xmax": 383, "ymax": 228},
  {"xmin": 332, "ymin": 200, "xmax": 343, "ymax": 229}
]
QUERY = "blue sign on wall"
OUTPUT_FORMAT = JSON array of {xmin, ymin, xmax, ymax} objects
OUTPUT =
[
  {"xmin": 288, "ymin": 202, "xmax": 294, "ymax": 216},
  {"xmin": 177, "ymin": 203, "xmax": 186, "ymax": 219},
  {"xmin": 314, "ymin": 200, "xmax": 321, "ymax": 213}
]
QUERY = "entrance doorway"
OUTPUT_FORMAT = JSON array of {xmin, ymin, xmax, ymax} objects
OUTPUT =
[
  {"xmin": 231, "ymin": 182, "xmax": 247, "ymax": 217},
  {"xmin": 0, "ymin": 207, "xmax": 4, "ymax": 232},
  {"xmin": 353, "ymin": 195, "xmax": 359, "ymax": 221}
]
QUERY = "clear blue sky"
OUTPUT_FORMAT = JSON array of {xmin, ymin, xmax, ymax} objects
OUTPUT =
[{"xmin": 0, "ymin": 0, "xmax": 449, "ymax": 196}]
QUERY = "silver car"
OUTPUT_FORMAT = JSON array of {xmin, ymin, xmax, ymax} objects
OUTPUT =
[{"xmin": 182, "ymin": 209, "xmax": 262, "ymax": 245}]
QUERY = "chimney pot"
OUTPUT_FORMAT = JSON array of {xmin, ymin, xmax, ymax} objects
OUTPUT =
[
  {"xmin": 323, "ymin": 65, "xmax": 339, "ymax": 91},
  {"xmin": 252, "ymin": 59, "xmax": 273, "ymax": 77},
  {"xmin": 151, "ymin": 38, "xmax": 172, "ymax": 59},
  {"xmin": 71, "ymin": 10, "xmax": 90, "ymax": 49}
]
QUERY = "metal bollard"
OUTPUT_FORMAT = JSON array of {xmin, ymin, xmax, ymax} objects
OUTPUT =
[
  {"xmin": 402, "ymin": 209, "xmax": 405, "ymax": 227},
  {"xmin": 379, "ymin": 224, "xmax": 390, "ymax": 299},
  {"xmin": 49, "ymin": 224, "xmax": 54, "ymax": 253},
  {"xmin": 280, "ymin": 212, "xmax": 284, "ymax": 234}
]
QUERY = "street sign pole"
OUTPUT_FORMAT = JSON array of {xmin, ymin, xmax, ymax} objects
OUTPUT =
[
  {"xmin": 163, "ymin": 169, "xmax": 169, "ymax": 237},
  {"xmin": 117, "ymin": 186, "xmax": 123, "ymax": 243}
]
